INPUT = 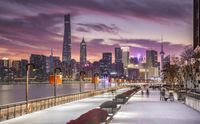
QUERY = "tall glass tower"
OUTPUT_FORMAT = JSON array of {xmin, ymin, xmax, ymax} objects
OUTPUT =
[{"xmin": 62, "ymin": 14, "xmax": 71, "ymax": 63}]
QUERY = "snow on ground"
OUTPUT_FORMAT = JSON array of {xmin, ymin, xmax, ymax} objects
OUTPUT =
[
  {"xmin": 0, "ymin": 88, "xmax": 130, "ymax": 124},
  {"xmin": 111, "ymin": 89, "xmax": 200, "ymax": 124}
]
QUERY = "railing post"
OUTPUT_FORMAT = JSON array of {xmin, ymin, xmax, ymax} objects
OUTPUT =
[
  {"xmin": 14, "ymin": 105, "xmax": 16, "ymax": 118},
  {"xmin": 7, "ymin": 106, "xmax": 9, "ymax": 120},
  {"xmin": 0, "ymin": 107, "xmax": 1, "ymax": 122},
  {"xmin": 20, "ymin": 104, "xmax": 22, "ymax": 116}
]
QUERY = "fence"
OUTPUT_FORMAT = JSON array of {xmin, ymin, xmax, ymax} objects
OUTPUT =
[
  {"xmin": 0, "ymin": 86, "xmax": 123, "ymax": 122},
  {"xmin": 185, "ymin": 92, "xmax": 200, "ymax": 112}
]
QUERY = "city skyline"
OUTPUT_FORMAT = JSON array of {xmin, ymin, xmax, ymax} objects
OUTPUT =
[{"xmin": 0, "ymin": 0, "xmax": 193, "ymax": 62}]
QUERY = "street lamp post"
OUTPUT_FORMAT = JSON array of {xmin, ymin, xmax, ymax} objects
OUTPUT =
[
  {"xmin": 80, "ymin": 71, "xmax": 85, "ymax": 92},
  {"xmin": 25, "ymin": 63, "xmax": 35, "ymax": 113},
  {"xmin": 54, "ymin": 68, "xmax": 61, "ymax": 105}
]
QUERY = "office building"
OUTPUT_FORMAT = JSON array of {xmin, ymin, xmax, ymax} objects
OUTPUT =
[
  {"xmin": 102, "ymin": 52, "xmax": 112, "ymax": 73},
  {"xmin": 121, "ymin": 47, "xmax": 130, "ymax": 68},
  {"xmin": 115, "ymin": 47, "xmax": 122, "ymax": 63},
  {"xmin": 30, "ymin": 54, "xmax": 47, "ymax": 79},
  {"xmin": 121, "ymin": 47, "xmax": 130, "ymax": 76},
  {"xmin": 19, "ymin": 59, "xmax": 28, "ymax": 78},
  {"xmin": 12, "ymin": 60, "xmax": 20, "ymax": 78},
  {"xmin": 146, "ymin": 50, "xmax": 158, "ymax": 67}
]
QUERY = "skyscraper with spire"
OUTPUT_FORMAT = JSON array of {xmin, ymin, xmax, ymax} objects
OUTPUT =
[
  {"xmin": 62, "ymin": 14, "xmax": 71, "ymax": 63},
  {"xmin": 80, "ymin": 37, "xmax": 87, "ymax": 65},
  {"xmin": 160, "ymin": 36, "xmax": 165, "ymax": 73}
]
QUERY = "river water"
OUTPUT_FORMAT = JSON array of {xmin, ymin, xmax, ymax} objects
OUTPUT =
[{"xmin": 0, "ymin": 82, "xmax": 113, "ymax": 106}]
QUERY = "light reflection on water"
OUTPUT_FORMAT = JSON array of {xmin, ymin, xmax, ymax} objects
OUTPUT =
[{"xmin": 0, "ymin": 82, "xmax": 112, "ymax": 105}]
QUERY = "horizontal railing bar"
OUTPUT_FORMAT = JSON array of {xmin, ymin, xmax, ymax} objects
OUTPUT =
[{"xmin": 0, "ymin": 86, "xmax": 124, "ymax": 122}]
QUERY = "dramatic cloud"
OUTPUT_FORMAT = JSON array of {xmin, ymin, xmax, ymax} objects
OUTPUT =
[
  {"xmin": 76, "ymin": 23, "xmax": 120, "ymax": 34},
  {"xmin": 76, "ymin": 27, "xmax": 90, "ymax": 33},
  {"xmin": 0, "ymin": 0, "xmax": 192, "ymax": 23},
  {"xmin": 0, "ymin": 0, "xmax": 193, "ymax": 61}
]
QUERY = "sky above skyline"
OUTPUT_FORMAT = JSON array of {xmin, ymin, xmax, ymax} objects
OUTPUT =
[{"xmin": 0, "ymin": 0, "xmax": 193, "ymax": 62}]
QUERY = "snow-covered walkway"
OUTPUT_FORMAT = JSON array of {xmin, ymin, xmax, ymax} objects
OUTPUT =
[
  {"xmin": 111, "ymin": 89, "xmax": 200, "ymax": 124},
  {"xmin": 0, "ymin": 88, "xmax": 130, "ymax": 124}
]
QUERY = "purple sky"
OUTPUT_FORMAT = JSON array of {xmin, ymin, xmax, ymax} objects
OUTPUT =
[{"xmin": 0, "ymin": 0, "xmax": 193, "ymax": 62}]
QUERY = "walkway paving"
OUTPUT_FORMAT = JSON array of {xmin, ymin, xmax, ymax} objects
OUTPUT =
[
  {"xmin": 111, "ymin": 89, "xmax": 200, "ymax": 124},
  {"xmin": 0, "ymin": 88, "xmax": 129, "ymax": 124}
]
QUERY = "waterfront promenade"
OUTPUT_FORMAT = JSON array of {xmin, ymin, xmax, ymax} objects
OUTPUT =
[
  {"xmin": 111, "ymin": 89, "xmax": 200, "ymax": 124},
  {"xmin": 0, "ymin": 88, "xmax": 129, "ymax": 124},
  {"xmin": 1, "ymin": 88, "xmax": 200, "ymax": 124}
]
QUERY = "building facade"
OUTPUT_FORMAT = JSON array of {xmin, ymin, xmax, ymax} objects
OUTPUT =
[
  {"xmin": 102, "ymin": 52, "xmax": 112, "ymax": 74},
  {"xmin": 62, "ymin": 14, "xmax": 71, "ymax": 63},
  {"xmin": 115, "ymin": 47, "xmax": 122, "ymax": 63},
  {"xmin": 146, "ymin": 50, "xmax": 158, "ymax": 67},
  {"xmin": 30, "ymin": 54, "xmax": 47, "ymax": 80},
  {"xmin": 121, "ymin": 47, "xmax": 130, "ymax": 68},
  {"xmin": 80, "ymin": 38, "xmax": 87, "ymax": 66},
  {"xmin": 19, "ymin": 59, "xmax": 28, "ymax": 78}
]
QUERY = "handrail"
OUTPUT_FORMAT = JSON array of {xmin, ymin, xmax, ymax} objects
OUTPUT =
[
  {"xmin": 187, "ymin": 92, "xmax": 200, "ymax": 100},
  {"xmin": 0, "ymin": 86, "xmax": 124, "ymax": 122}
]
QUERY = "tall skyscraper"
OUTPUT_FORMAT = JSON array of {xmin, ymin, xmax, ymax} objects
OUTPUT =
[
  {"xmin": 80, "ymin": 37, "xmax": 87, "ymax": 65},
  {"xmin": 114, "ymin": 47, "xmax": 124, "ymax": 75},
  {"xmin": 146, "ymin": 50, "xmax": 158, "ymax": 67},
  {"xmin": 121, "ymin": 47, "xmax": 129, "ymax": 77},
  {"xmin": 193, "ymin": 0, "xmax": 200, "ymax": 49},
  {"xmin": 121, "ymin": 47, "xmax": 130, "ymax": 68},
  {"xmin": 115, "ymin": 47, "xmax": 122, "ymax": 63},
  {"xmin": 62, "ymin": 14, "xmax": 71, "ymax": 63},
  {"xmin": 160, "ymin": 36, "xmax": 165, "ymax": 72}
]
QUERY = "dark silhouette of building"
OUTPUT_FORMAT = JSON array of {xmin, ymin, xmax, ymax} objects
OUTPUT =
[
  {"xmin": 114, "ymin": 47, "xmax": 124, "ymax": 75},
  {"xmin": 92, "ymin": 61, "xmax": 100, "ymax": 74},
  {"xmin": 103, "ymin": 52, "xmax": 112, "ymax": 71},
  {"xmin": 130, "ymin": 57, "xmax": 139, "ymax": 64},
  {"xmin": 114, "ymin": 62, "xmax": 124, "ymax": 76},
  {"xmin": 193, "ymin": 0, "xmax": 200, "ymax": 49},
  {"xmin": 12, "ymin": 60, "xmax": 20, "ymax": 78},
  {"xmin": 80, "ymin": 37, "xmax": 87, "ymax": 66},
  {"xmin": 99, "ymin": 53, "xmax": 112, "ymax": 75},
  {"xmin": 30, "ymin": 54, "xmax": 47, "ymax": 80},
  {"xmin": 0, "ymin": 58, "xmax": 11, "ymax": 81},
  {"xmin": 146, "ymin": 50, "xmax": 158, "ymax": 67},
  {"xmin": 19, "ymin": 59, "xmax": 28, "ymax": 78},
  {"xmin": 62, "ymin": 14, "xmax": 71, "ymax": 63},
  {"xmin": 115, "ymin": 47, "xmax": 122, "ymax": 63},
  {"xmin": 128, "ymin": 68, "xmax": 139, "ymax": 80}
]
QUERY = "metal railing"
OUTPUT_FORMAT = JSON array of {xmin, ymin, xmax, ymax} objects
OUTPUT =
[
  {"xmin": 0, "ymin": 86, "xmax": 123, "ymax": 122},
  {"xmin": 187, "ymin": 92, "xmax": 200, "ymax": 100}
]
